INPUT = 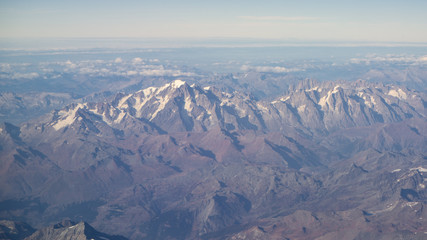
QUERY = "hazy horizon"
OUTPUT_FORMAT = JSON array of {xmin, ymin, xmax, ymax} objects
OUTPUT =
[{"xmin": 1, "ymin": 37, "xmax": 427, "ymax": 51}]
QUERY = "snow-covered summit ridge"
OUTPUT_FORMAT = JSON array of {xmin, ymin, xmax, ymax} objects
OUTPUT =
[
  {"xmin": 49, "ymin": 80, "xmax": 207, "ymax": 130},
  {"xmin": 46, "ymin": 80, "xmax": 425, "ymax": 133},
  {"xmin": 171, "ymin": 79, "xmax": 186, "ymax": 88}
]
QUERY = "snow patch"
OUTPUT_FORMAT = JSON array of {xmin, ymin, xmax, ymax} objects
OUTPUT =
[
  {"xmin": 370, "ymin": 96, "xmax": 376, "ymax": 105},
  {"xmin": 109, "ymin": 107, "xmax": 115, "ymax": 117},
  {"xmin": 297, "ymin": 105, "xmax": 306, "ymax": 113},
  {"xmin": 271, "ymin": 96, "xmax": 290, "ymax": 104},
  {"xmin": 411, "ymin": 167, "xmax": 427, "ymax": 172},
  {"xmin": 318, "ymin": 86, "xmax": 341, "ymax": 109},
  {"xmin": 362, "ymin": 95, "xmax": 376, "ymax": 107},
  {"xmin": 388, "ymin": 89, "xmax": 399, "ymax": 98},
  {"xmin": 114, "ymin": 111, "xmax": 126, "ymax": 124},
  {"xmin": 118, "ymin": 94, "xmax": 132, "ymax": 108},
  {"xmin": 171, "ymin": 79, "xmax": 186, "ymax": 88},
  {"xmin": 150, "ymin": 95, "xmax": 171, "ymax": 120},
  {"xmin": 52, "ymin": 104, "xmax": 85, "ymax": 130},
  {"xmin": 332, "ymin": 85, "xmax": 342, "ymax": 94},
  {"xmin": 306, "ymin": 86, "xmax": 321, "ymax": 92},
  {"xmin": 257, "ymin": 103, "xmax": 269, "ymax": 112},
  {"xmin": 141, "ymin": 87, "xmax": 156, "ymax": 97},
  {"xmin": 388, "ymin": 89, "xmax": 407, "ymax": 99},
  {"xmin": 318, "ymin": 95, "xmax": 328, "ymax": 108},
  {"xmin": 403, "ymin": 202, "xmax": 419, "ymax": 208},
  {"xmin": 134, "ymin": 96, "xmax": 150, "ymax": 115},
  {"xmin": 220, "ymin": 99, "xmax": 230, "ymax": 107},
  {"xmin": 280, "ymin": 96, "xmax": 290, "ymax": 102},
  {"xmin": 157, "ymin": 83, "xmax": 172, "ymax": 93},
  {"xmin": 184, "ymin": 96, "xmax": 193, "ymax": 112},
  {"xmin": 391, "ymin": 169, "xmax": 401, "ymax": 173}
]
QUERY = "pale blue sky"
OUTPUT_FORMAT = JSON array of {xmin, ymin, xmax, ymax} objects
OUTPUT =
[{"xmin": 1, "ymin": 0, "xmax": 427, "ymax": 42}]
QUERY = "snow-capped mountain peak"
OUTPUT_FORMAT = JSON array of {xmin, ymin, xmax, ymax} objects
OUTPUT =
[{"xmin": 45, "ymin": 80, "xmax": 425, "ymax": 135}]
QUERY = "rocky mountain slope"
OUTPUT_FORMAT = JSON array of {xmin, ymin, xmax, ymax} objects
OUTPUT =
[
  {"xmin": 0, "ymin": 80, "xmax": 425, "ymax": 239},
  {"xmin": 0, "ymin": 219, "xmax": 128, "ymax": 240},
  {"xmin": 25, "ymin": 220, "xmax": 127, "ymax": 240},
  {"xmin": 0, "ymin": 220, "xmax": 35, "ymax": 240}
]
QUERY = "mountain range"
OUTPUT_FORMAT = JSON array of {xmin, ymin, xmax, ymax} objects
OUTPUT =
[{"xmin": 0, "ymin": 79, "xmax": 426, "ymax": 239}]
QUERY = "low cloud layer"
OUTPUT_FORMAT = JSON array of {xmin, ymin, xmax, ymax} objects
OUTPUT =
[
  {"xmin": 0, "ymin": 58, "xmax": 196, "ymax": 80},
  {"xmin": 241, "ymin": 65, "xmax": 302, "ymax": 73}
]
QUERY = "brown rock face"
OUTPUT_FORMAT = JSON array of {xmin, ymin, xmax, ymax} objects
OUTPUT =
[{"xmin": 25, "ymin": 220, "xmax": 128, "ymax": 240}]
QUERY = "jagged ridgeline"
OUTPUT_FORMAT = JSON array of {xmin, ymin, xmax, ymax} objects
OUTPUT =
[
  {"xmin": 0, "ymin": 80, "xmax": 426, "ymax": 239},
  {"xmin": 0, "ymin": 219, "xmax": 128, "ymax": 240}
]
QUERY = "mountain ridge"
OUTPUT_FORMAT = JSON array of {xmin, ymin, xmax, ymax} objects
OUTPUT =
[
  {"xmin": 23, "ymin": 79, "xmax": 425, "ymax": 137},
  {"xmin": 0, "ymin": 79, "xmax": 425, "ymax": 239}
]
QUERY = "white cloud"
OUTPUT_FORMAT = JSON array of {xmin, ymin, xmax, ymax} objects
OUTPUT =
[
  {"xmin": 141, "ymin": 64, "xmax": 164, "ymax": 70},
  {"xmin": 139, "ymin": 69, "xmax": 195, "ymax": 77},
  {"xmin": 127, "ymin": 70, "xmax": 138, "ymax": 76},
  {"xmin": 174, "ymin": 71, "xmax": 196, "ymax": 77},
  {"xmin": 79, "ymin": 67, "xmax": 97, "ymax": 74},
  {"xmin": 132, "ymin": 57, "xmax": 143, "ymax": 64},
  {"xmin": 3, "ymin": 59, "xmax": 197, "ymax": 79},
  {"xmin": 10, "ymin": 72, "xmax": 40, "ymax": 79},
  {"xmin": 418, "ymin": 55, "xmax": 427, "ymax": 62},
  {"xmin": 100, "ymin": 68, "xmax": 110, "ymax": 73},
  {"xmin": 349, "ymin": 54, "xmax": 427, "ymax": 64},
  {"xmin": 65, "ymin": 60, "xmax": 77, "ymax": 68},
  {"xmin": 0, "ymin": 63, "xmax": 11, "ymax": 72},
  {"xmin": 42, "ymin": 68, "xmax": 54, "ymax": 73},
  {"xmin": 241, "ymin": 65, "xmax": 302, "ymax": 73}
]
